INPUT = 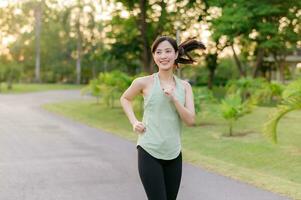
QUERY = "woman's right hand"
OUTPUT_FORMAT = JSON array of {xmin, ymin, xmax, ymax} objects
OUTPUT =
[{"xmin": 132, "ymin": 121, "xmax": 146, "ymax": 134}]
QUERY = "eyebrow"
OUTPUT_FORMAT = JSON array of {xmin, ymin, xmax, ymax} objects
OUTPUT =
[{"xmin": 156, "ymin": 48, "xmax": 173, "ymax": 51}]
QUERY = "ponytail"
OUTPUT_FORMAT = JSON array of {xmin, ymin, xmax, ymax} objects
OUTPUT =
[{"xmin": 176, "ymin": 38, "xmax": 206, "ymax": 66}]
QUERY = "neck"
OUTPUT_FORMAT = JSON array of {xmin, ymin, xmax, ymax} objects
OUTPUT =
[{"xmin": 157, "ymin": 69, "xmax": 174, "ymax": 82}]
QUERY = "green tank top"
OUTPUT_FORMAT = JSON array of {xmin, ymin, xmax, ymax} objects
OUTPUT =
[{"xmin": 137, "ymin": 72, "xmax": 186, "ymax": 160}]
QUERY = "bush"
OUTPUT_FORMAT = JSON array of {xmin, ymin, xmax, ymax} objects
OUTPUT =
[
  {"xmin": 215, "ymin": 58, "xmax": 239, "ymax": 86},
  {"xmin": 193, "ymin": 87, "xmax": 217, "ymax": 116},
  {"xmin": 0, "ymin": 63, "xmax": 22, "ymax": 91},
  {"xmin": 193, "ymin": 57, "xmax": 239, "ymax": 87},
  {"xmin": 263, "ymin": 79, "xmax": 301, "ymax": 143},
  {"xmin": 220, "ymin": 91, "xmax": 256, "ymax": 136},
  {"xmin": 82, "ymin": 70, "xmax": 132, "ymax": 107},
  {"xmin": 226, "ymin": 77, "xmax": 284, "ymax": 105}
]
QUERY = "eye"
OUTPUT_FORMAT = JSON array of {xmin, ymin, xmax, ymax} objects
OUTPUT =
[{"xmin": 156, "ymin": 51, "xmax": 162, "ymax": 55}]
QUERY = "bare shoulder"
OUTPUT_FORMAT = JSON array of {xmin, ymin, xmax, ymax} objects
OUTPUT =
[
  {"xmin": 181, "ymin": 80, "xmax": 192, "ymax": 90},
  {"xmin": 132, "ymin": 74, "xmax": 154, "ymax": 88}
]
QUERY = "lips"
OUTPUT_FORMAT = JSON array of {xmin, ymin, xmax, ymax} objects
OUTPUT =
[{"xmin": 159, "ymin": 60, "xmax": 170, "ymax": 64}]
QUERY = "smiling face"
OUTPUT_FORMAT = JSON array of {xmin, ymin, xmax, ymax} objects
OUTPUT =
[{"xmin": 153, "ymin": 40, "xmax": 178, "ymax": 71}]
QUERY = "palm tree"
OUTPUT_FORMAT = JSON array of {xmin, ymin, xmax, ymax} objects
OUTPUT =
[
  {"xmin": 220, "ymin": 92, "xmax": 256, "ymax": 136},
  {"xmin": 263, "ymin": 79, "xmax": 301, "ymax": 143}
]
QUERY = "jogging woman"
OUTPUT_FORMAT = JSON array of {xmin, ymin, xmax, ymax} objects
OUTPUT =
[{"xmin": 120, "ymin": 35, "xmax": 205, "ymax": 200}]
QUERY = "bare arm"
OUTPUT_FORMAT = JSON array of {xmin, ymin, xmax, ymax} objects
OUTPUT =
[
  {"xmin": 164, "ymin": 81, "xmax": 196, "ymax": 126},
  {"xmin": 120, "ymin": 78, "xmax": 146, "ymax": 133}
]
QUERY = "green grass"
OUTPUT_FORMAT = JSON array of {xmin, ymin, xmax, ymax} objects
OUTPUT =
[
  {"xmin": 0, "ymin": 83, "xmax": 83, "ymax": 94},
  {"xmin": 43, "ymin": 99, "xmax": 301, "ymax": 199}
]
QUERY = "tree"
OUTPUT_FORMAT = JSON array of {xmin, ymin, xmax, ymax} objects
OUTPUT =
[
  {"xmin": 62, "ymin": 0, "xmax": 96, "ymax": 84},
  {"xmin": 0, "ymin": 1, "xmax": 109, "ymax": 83},
  {"xmin": 199, "ymin": 1, "xmax": 236, "ymax": 88},
  {"xmin": 208, "ymin": 1, "xmax": 250, "ymax": 77},
  {"xmin": 251, "ymin": 1, "xmax": 300, "ymax": 82},
  {"xmin": 208, "ymin": 0, "xmax": 301, "ymax": 80},
  {"xmin": 205, "ymin": 53, "xmax": 217, "ymax": 89},
  {"xmin": 34, "ymin": 0, "xmax": 42, "ymax": 82},
  {"xmin": 114, "ymin": 0, "xmax": 205, "ymax": 73}
]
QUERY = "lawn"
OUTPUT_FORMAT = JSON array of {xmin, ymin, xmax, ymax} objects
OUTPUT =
[
  {"xmin": 0, "ymin": 83, "xmax": 83, "ymax": 94},
  {"xmin": 44, "ymin": 99, "xmax": 301, "ymax": 199}
]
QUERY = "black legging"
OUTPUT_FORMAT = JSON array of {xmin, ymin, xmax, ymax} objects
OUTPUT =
[{"xmin": 137, "ymin": 145, "xmax": 182, "ymax": 200}]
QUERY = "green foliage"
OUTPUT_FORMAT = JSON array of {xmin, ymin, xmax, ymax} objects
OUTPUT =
[
  {"xmin": 106, "ymin": 16, "xmax": 141, "ymax": 73},
  {"xmin": 209, "ymin": 0, "xmax": 300, "ymax": 81},
  {"xmin": 82, "ymin": 71, "xmax": 132, "ymax": 107},
  {"xmin": 210, "ymin": 1, "xmax": 252, "ymax": 43},
  {"xmin": 193, "ymin": 87, "xmax": 217, "ymax": 116},
  {"xmin": 194, "ymin": 57, "xmax": 239, "ymax": 87},
  {"xmin": 132, "ymin": 94, "xmax": 144, "ymax": 119},
  {"xmin": 1, "ymin": 0, "xmax": 299, "ymax": 85},
  {"xmin": 226, "ymin": 77, "xmax": 265, "ymax": 98},
  {"xmin": 98, "ymin": 71, "xmax": 132, "ymax": 107},
  {"xmin": 81, "ymin": 78, "xmax": 102, "ymax": 103},
  {"xmin": 263, "ymin": 79, "xmax": 301, "ymax": 143},
  {"xmin": 0, "ymin": 63, "xmax": 22, "ymax": 91},
  {"xmin": 226, "ymin": 77, "xmax": 283, "ymax": 105},
  {"xmin": 0, "ymin": 66, "xmax": 5, "ymax": 92},
  {"xmin": 214, "ymin": 58, "xmax": 240, "ymax": 85},
  {"xmin": 256, "ymin": 82, "xmax": 284, "ymax": 105},
  {"xmin": 220, "ymin": 92, "xmax": 256, "ymax": 136}
]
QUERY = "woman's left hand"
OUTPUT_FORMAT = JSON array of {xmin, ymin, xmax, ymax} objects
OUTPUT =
[{"xmin": 162, "ymin": 85, "xmax": 176, "ymax": 102}]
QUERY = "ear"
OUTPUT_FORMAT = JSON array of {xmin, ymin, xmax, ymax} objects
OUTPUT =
[{"xmin": 175, "ymin": 51, "xmax": 179, "ymax": 59}]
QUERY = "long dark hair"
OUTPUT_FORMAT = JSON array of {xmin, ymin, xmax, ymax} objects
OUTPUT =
[{"xmin": 151, "ymin": 36, "xmax": 206, "ymax": 68}]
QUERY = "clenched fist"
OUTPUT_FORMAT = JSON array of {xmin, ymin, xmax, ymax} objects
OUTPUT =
[
  {"xmin": 162, "ymin": 85, "xmax": 176, "ymax": 102},
  {"xmin": 132, "ymin": 121, "xmax": 146, "ymax": 134}
]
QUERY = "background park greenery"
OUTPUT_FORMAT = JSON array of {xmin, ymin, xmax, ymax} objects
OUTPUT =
[{"xmin": 1, "ymin": 0, "xmax": 301, "ymax": 199}]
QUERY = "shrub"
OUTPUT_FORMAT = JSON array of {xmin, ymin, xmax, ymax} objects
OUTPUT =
[
  {"xmin": 82, "ymin": 71, "xmax": 132, "ymax": 107},
  {"xmin": 220, "ymin": 92, "xmax": 256, "ymax": 136},
  {"xmin": 193, "ymin": 87, "xmax": 217, "ymax": 116},
  {"xmin": 263, "ymin": 79, "xmax": 301, "ymax": 143}
]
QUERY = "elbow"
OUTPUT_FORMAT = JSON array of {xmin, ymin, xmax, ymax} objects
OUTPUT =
[
  {"xmin": 185, "ymin": 115, "xmax": 196, "ymax": 127},
  {"xmin": 120, "ymin": 96, "xmax": 126, "ymax": 107},
  {"xmin": 120, "ymin": 95, "xmax": 126, "ymax": 103},
  {"xmin": 186, "ymin": 121, "xmax": 195, "ymax": 127},
  {"xmin": 120, "ymin": 95, "xmax": 130, "ymax": 106}
]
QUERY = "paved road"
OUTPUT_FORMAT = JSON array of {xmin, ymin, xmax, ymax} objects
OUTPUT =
[{"xmin": 0, "ymin": 90, "xmax": 290, "ymax": 200}]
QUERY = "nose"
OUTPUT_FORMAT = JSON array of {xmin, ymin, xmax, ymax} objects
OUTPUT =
[{"xmin": 159, "ymin": 52, "xmax": 168, "ymax": 59}]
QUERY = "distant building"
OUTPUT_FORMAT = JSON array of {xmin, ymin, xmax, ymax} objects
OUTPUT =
[{"xmin": 264, "ymin": 48, "xmax": 301, "ymax": 80}]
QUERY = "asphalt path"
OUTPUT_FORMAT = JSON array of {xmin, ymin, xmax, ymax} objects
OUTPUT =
[{"xmin": 0, "ymin": 90, "xmax": 291, "ymax": 200}]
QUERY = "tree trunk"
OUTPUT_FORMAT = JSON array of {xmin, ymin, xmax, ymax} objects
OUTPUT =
[
  {"xmin": 7, "ymin": 80, "xmax": 13, "ymax": 90},
  {"xmin": 34, "ymin": 1, "xmax": 42, "ymax": 83},
  {"xmin": 279, "ymin": 60, "xmax": 285, "ymax": 83},
  {"xmin": 267, "ymin": 65, "xmax": 272, "ymax": 82},
  {"xmin": 231, "ymin": 44, "xmax": 246, "ymax": 77},
  {"xmin": 76, "ymin": 17, "xmax": 82, "ymax": 84},
  {"xmin": 253, "ymin": 48, "xmax": 264, "ymax": 78},
  {"xmin": 229, "ymin": 121, "xmax": 233, "ymax": 136},
  {"xmin": 208, "ymin": 69, "xmax": 215, "ymax": 90},
  {"xmin": 206, "ymin": 53, "xmax": 217, "ymax": 90},
  {"xmin": 273, "ymin": 53, "xmax": 286, "ymax": 83},
  {"xmin": 139, "ymin": 0, "xmax": 151, "ymax": 73}
]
